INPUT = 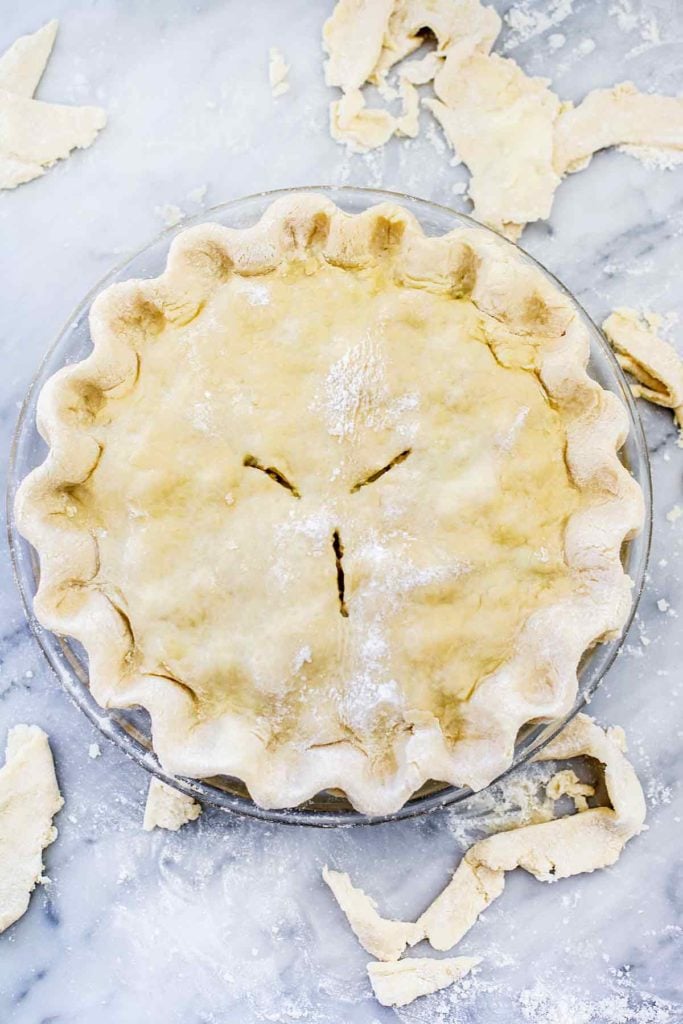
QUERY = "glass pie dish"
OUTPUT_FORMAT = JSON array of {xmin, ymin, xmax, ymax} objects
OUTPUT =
[{"xmin": 7, "ymin": 186, "xmax": 652, "ymax": 827}]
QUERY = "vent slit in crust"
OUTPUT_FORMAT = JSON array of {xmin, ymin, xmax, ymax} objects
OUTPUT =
[
  {"xmin": 243, "ymin": 454, "xmax": 301, "ymax": 498},
  {"xmin": 350, "ymin": 448, "xmax": 412, "ymax": 493},
  {"xmin": 332, "ymin": 529, "xmax": 349, "ymax": 618}
]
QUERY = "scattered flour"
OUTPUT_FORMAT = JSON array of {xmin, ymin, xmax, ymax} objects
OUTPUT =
[
  {"xmin": 186, "ymin": 184, "xmax": 208, "ymax": 204},
  {"xmin": 268, "ymin": 47, "xmax": 290, "ymax": 98},
  {"xmin": 292, "ymin": 646, "xmax": 313, "ymax": 673},
  {"xmin": 321, "ymin": 337, "xmax": 387, "ymax": 439},
  {"xmin": 620, "ymin": 146, "xmax": 683, "ymax": 171},
  {"xmin": 155, "ymin": 204, "xmax": 185, "ymax": 228},
  {"xmin": 502, "ymin": 0, "xmax": 575, "ymax": 51},
  {"xmin": 666, "ymin": 504, "xmax": 682, "ymax": 525},
  {"xmin": 577, "ymin": 37, "xmax": 596, "ymax": 55}
]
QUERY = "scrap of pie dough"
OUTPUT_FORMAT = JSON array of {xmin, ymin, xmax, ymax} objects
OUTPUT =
[
  {"xmin": 268, "ymin": 47, "xmax": 289, "ymax": 98},
  {"xmin": 367, "ymin": 955, "xmax": 480, "ymax": 1007},
  {"xmin": 322, "ymin": 716, "xmax": 645, "ymax": 959},
  {"xmin": 417, "ymin": 714, "xmax": 646, "ymax": 951},
  {"xmin": 322, "ymin": 865, "xmax": 423, "ymax": 961},
  {"xmin": 554, "ymin": 83, "xmax": 683, "ymax": 176},
  {"xmin": 0, "ymin": 725, "xmax": 63, "ymax": 934},
  {"xmin": 546, "ymin": 769, "xmax": 594, "ymax": 812},
  {"xmin": 603, "ymin": 308, "xmax": 683, "ymax": 432},
  {"xmin": 0, "ymin": 21, "xmax": 106, "ymax": 191},
  {"xmin": 0, "ymin": 19, "xmax": 57, "ymax": 97},
  {"xmin": 323, "ymin": 0, "xmax": 395, "ymax": 92},
  {"xmin": 143, "ymin": 778, "xmax": 202, "ymax": 832},
  {"xmin": 427, "ymin": 52, "xmax": 561, "ymax": 238},
  {"xmin": 369, "ymin": 0, "xmax": 501, "ymax": 89}
]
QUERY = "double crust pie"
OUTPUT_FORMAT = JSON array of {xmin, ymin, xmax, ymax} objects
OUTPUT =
[{"xmin": 16, "ymin": 195, "xmax": 643, "ymax": 814}]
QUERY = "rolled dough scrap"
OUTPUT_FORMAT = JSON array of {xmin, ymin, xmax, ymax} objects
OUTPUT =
[
  {"xmin": 546, "ymin": 769, "xmax": 594, "ymax": 812},
  {"xmin": 322, "ymin": 865, "xmax": 423, "ymax": 961},
  {"xmin": 602, "ymin": 308, "xmax": 683, "ymax": 432},
  {"xmin": 368, "ymin": 955, "xmax": 480, "ymax": 1007},
  {"xmin": 143, "ymin": 778, "xmax": 202, "ymax": 832},
  {"xmin": 323, "ymin": 716, "xmax": 645, "ymax": 960},
  {"xmin": 329, "ymin": 89, "xmax": 398, "ymax": 153},
  {"xmin": 417, "ymin": 714, "xmax": 646, "ymax": 951},
  {"xmin": 268, "ymin": 47, "xmax": 289, "ymax": 98},
  {"xmin": 0, "ymin": 725, "xmax": 63, "ymax": 934},
  {"xmin": 427, "ymin": 52, "xmax": 561, "ymax": 237},
  {"xmin": 323, "ymin": 0, "xmax": 394, "ymax": 92},
  {"xmin": 0, "ymin": 19, "xmax": 57, "ymax": 97},
  {"xmin": 0, "ymin": 21, "xmax": 106, "ymax": 191},
  {"xmin": 554, "ymin": 83, "xmax": 683, "ymax": 176},
  {"xmin": 369, "ymin": 0, "xmax": 501, "ymax": 88}
]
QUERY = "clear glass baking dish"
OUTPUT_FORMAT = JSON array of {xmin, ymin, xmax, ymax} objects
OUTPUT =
[{"xmin": 6, "ymin": 186, "xmax": 652, "ymax": 827}]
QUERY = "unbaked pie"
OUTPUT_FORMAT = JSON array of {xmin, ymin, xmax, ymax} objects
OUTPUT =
[{"xmin": 16, "ymin": 195, "xmax": 643, "ymax": 814}]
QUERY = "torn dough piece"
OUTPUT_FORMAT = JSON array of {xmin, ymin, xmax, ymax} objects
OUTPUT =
[
  {"xmin": 330, "ymin": 78, "xmax": 422, "ymax": 151},
  {"xmin": 268, "ymin": 47, "xmax": 289, "ymax": 98},
  {"xmin": 0, "ymin": 21, "xmax": 106, "ymax": 191},
  {"xmin": 554, "ymin": 83, "xmax": 683, "ymax": 176},
  {"xmin": 324, "ymin": 0, "xmax": 499, "ymax": 153},
  {"xmin": 369, "ymin": 0, "xmax": 501, "ymax": 90},
  {"xmin": 427, "ymin": 52, "xmax": 561, "ymax": 237},
  {"xmin": 323, "ymin": 0, "xmax": 394, "ymax": 92},
  {"xmin": 322, "ymin": 865, "xmax": 422, "ymax": 961},
  {"xmin": 603, "ymin": 308, "xmax": 683, "ymax": 432},
  {"xmin": 546, "ymin": 769, "xmax": 594, "ymax": 812},
  {"xmin": 368, "ymin": 955, "xmax": 480, "ymax": 1008},
  {"xmin": 143, "ymin": 778, "xmax": 201, "ymax": 832},
  {"xmin": 329, "ymin": 89, "xmax": 398, "ymax": 152},
  {"xmin": 0, "ymin": 725, "xmax": 63, "ymax": 934},
  {"xmin": 0, "ymin": 18, "xmax": 57, "ymax": 97},
  {"xmin": 418, "ymin": 714, "xmax": 646, "ymax": 951},
  {"xmin": 323, "ymin": 716, "xmax": 645, "ymax": 960}
]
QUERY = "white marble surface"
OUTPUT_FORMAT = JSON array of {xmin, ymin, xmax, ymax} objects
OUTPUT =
[{"xmin": 1, "ymin": 2, "xmax": 682, "ymax": 1022}]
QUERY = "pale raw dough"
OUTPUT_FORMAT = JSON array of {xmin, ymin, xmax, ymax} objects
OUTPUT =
[
  {"xmin": 0, "ymin": 21, "xmax": 106, "ymax": 191},
  {"xmin": 603, "ymin": 308, "xmax": 683, "ymax": 433},
  {"xmin": 546, "ymin": 768, "xmax": 594, "ymax": 812},
  {"xmin": 367, "ymin": 955, "xmax": 480, "ymax": 1007},
  {"xmin": 0, "ymin": 725, "xmax": 63, "ymax": 934},
  {"xmin": 0, "ymin": 19, "xmax": 57, "ymax": 96},
  {"xmin": 427, "ymin": 52, "xmax": 561, "ymax": 237},
  {"xmin": 323, "ymin": 0, "xmax": 395, "ymax": 92},
  {"xmin": 323, "ymin": 715, "xmax": 645, "ymax": 962},
  {"xmin": 143, "ymin": 778, "xmax": 202, "ymax": 832},
  {"xmin": 322, "ymin": 865, "xmax": 422, "ymax": 961},
  {"xmin": 554, "ymin": 83, "xmax": 683, "ymax": 175},
  {"xmin": 322, "ymin": 1, "xmax": 683, "ymax": 235},
  {"xmin": 268, "ymin": 47, "xmax": 289, "ymax": 98},
  {"xmin": 329, "ymin": 89, "xmax": 398, "ymax": 152},
  {"xmin": 417, "ymin": 714, "xmax": 646, "ymax": 950}
]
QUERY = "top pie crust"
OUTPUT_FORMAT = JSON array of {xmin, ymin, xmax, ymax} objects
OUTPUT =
[{"xmin": 16, "ymin": 195, "xmax": 643, "ymax": 814}]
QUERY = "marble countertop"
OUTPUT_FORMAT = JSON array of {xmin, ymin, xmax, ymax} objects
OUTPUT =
[{"xmin": 1, "ymin": 2, "xmax": 682, "ymax": 1022}]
